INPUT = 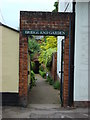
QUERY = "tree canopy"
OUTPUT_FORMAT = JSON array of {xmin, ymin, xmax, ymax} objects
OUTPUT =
[
  {"xmin": 28, "ymin": 36, "xmax": 40, "ymax": 60},
  {"xmin": 52, "ymin": 1, "xmax": 58, "ymax": 12},
  {"xmin": 38, "ymin": 36, "xmax": 57, "ymax": 70}
]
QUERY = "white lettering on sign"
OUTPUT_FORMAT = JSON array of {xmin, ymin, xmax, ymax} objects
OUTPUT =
[{"xmin": 23, "ymin": 30, "xmax": 66, "ymax": 36}]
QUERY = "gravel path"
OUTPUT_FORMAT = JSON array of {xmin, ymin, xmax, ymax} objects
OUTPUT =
[{"xmin": 29, "ymin": 74, "xmax": 60, "ymax": 104}]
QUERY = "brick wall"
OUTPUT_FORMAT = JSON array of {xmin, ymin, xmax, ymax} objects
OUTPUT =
[
  {"xmin": 19, "ymin": 34, "xmax": 28, "ymax": 107},
  {"xmin": 63, "ymin": 35, "xmax": 69, "ymax": 106},
  {"xmin": 19, "ymin": 11, "xmax": 73, "ymax": 107}
]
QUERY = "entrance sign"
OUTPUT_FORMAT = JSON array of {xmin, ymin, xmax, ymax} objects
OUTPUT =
[
  {"xmin": 22, "ymin": 30, "xmax": 66, "ymax": 36},
  {"xmin": 20, "ymin": 11, "xmax": 74, "ymax": 107}
]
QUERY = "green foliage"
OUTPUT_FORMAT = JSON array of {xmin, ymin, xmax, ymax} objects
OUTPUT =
[
  {"xmin": 31, "ymin": 61, "xmax": 35, "ymax": 71},
  {"xmin": 28, "ymin": 37, "xmax": 40, "ymax": 60},
  {"xmin": 46, "ymin": 76, "xmax": 54, "ymax": 85},
  {"xmin": 46, "ymin": 75, "xmax": 60, "ymax": 90},
  {"xmin": 53, "ymin": 80, "xmax": 60, "ymax": 90},
  {"xmin": 30, "ymin": 70, "xmax": 36, "ymax": 88},
  {"xmin": 38, "ymin": 36, "xmax": 57, "ymax": 70},
  {"xmin": 39, "ymin": 65, "xmax": 44, "ymax": 72},
  {"xmin": 39, "ymin": 70, "xmax": 46, "ymax": 78},
  {"xmin": 45, "ymin": 36, "xmax": 57, "ymax": 49},
  {"xmin": 45, "ymin": 48, "xmax": 56, "ymax": 69},
  {"xmin": 52, "ymin": 1, "xmax": 58, "ymax": 12}
]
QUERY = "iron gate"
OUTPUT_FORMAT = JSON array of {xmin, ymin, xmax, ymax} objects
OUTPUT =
[{"xmin": 60, "ymin": 39, "xmax": 65, "ymax": 107}]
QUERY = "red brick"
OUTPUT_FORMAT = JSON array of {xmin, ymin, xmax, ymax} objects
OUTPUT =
[{"xmin": 19, "ymin": 11, "xmax": 73, "ymax": 107}]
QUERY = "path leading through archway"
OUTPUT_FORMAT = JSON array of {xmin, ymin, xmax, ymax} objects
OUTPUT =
[
  {"xmin": 19, "ymin": 11, "xmax": 74, "ymax": 107},
  {"xmin": 29, "ymin": 74, "xmax": 60, "ymax": 104}
]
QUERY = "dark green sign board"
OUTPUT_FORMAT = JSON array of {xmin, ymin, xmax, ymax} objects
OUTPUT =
[{"xmin": 22, "ymin": 30, "xmax": 67, "ymax": 36}]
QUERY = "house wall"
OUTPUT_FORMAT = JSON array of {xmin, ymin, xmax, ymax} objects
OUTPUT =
[
  {"xmin": 58, "ymin": 1, "xmax": 72, "ymax": 12},
  {"xmin": 74, "ymin": 3, "xmax": 88, "ymax": 104},
  {"xmin": 57, "ymin": 36, "xmax": 64, "ymax": 80},
  {"xmin": 1, "ymin": 26, "xmax": 19, "ymax": 93},
  {"xmin": 0, "ymin": 26, "xmax": 2, "ymax": 92},
  {"xmin": 89, "ymin": 2, "xmax": 90, "ymax": 102},
  {"xmin": 58, "ymin": 1, "xmax": 88, "ymax": 107}
]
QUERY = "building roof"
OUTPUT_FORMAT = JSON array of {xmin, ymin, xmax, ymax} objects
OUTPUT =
[{"xmin": 0, "ymin": 22, "xmax": 19, "ymax": 33}]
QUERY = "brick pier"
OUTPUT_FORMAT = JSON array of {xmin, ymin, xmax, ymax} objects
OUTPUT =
[{"xmin": 19, "ymin": 11, "xmax": 73, "ymax": 107}]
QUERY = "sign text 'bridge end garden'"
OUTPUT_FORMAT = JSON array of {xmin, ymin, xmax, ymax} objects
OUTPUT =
[
  {"xmin": 22, "ymin": 30, "xmax": 67, "ymax": 36},
  {"xmin": 19, "ymin": 11, "xmax": 74, "ymax": 107}
]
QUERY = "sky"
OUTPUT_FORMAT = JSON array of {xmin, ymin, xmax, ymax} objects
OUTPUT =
[{"xmin": 0, "ymin": 0, "xmax": 57, "ymax": 30}]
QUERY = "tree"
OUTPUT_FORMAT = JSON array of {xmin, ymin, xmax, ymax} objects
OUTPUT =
[
  {"xmin": 52, "ymin": 1, "xmax": 58, "ymax": 12},
  {"xmin": 38, "ymin": 36, "xmax": 57, "ymax": 70},
  {"xmin": 28, "ymin": 36, "xmax": 40, "ymax": 60}
]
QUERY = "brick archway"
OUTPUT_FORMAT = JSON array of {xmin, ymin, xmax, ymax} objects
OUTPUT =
[{"xmin": 19, "ymin": 11, "xmax": 74, "ymax": 107}]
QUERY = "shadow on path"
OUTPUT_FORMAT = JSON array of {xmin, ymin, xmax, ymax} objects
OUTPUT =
[{"xmin": 29, "ymin": 74, "xmax": 60, "ymax": 104}]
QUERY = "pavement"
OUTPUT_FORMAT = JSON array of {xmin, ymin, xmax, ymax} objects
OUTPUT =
[
  {"xmin": 29, "ymin": 74, "xmax": 60, "ymax": 104},
  {"xmin": 1, "ymin": 74, "xmax": 89, "ymax": 119},
  {"xmin": 1, "ymin": 105, "xmax": 89, "ymax": 119}
]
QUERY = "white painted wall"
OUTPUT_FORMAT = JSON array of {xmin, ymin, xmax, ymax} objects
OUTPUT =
[
  {"xmin": 57, "ymin": 36, "xmax": 64, "ymax": 79},
  {"xmin": 88, "ymin": 2, "xmax": 90, "ymax": 101},
  {"xmin": 58, "ymin": 0, "xmax": 88, "ymax": 102},
  {"xmin": 74, "ymin": 2, "xmax": 88, "ymax": 101},
  {"xmin": 58, "ymin": 1, "xmax": 72, "ymax": 12}
]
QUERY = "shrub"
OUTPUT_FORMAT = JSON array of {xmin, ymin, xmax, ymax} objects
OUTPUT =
[
  {"xmin": 53, "ymin": 80, "xmax": 60, "ymax": 90},
  {"xmin": 46, "ymin": 60, "xmax": 52, "ymax": 71},
  {"xmin": 46, "ymin": 76, "xmax": 54, "ymax": 85},
  {"xmin": 30, "ymin": 70, "xmax": 36, "ymax": 88},
  {"xmin": 39, "ymin": 70, "xmax": 46, "ymax": 78},
  {"xmin": 31, "ymin": 61, "xmax": 35, "ymax": 71},
  {"xmin": 45, "ymin": 79, "xmax": 48, "ymax": 82},
  {"xmin": 49, "ymin": 78, "xmax": 54, "ymax": 85},
  {"xmin": 39, "ymin": 65, "xmax": 44, "ymax": 72},
  {"xmin": 28, "ymin": 37, "xmax": 40, "ymax": 60}
]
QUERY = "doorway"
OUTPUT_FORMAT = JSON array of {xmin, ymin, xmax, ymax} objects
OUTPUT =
[{"xmin": 19, "ymin": 11, "xmax": 74, "ymax": 107}]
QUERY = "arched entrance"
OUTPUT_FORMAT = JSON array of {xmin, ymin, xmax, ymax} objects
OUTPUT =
[{"xmin": 19, "ymin": 11, "xmax": 74, "ymax": 107}]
